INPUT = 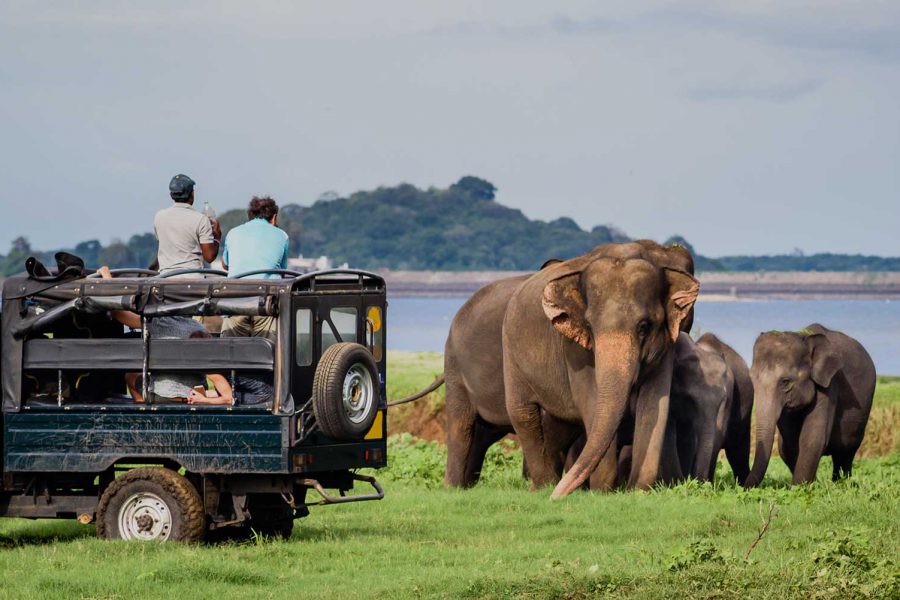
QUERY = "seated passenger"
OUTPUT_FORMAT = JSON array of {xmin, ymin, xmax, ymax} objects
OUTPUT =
[
  {"xmin": 221, "ymin": 196, "xmax": 288, "ymax": 342},
  {"xmin": 98, "ymin": 266, "xmax": 233, "ymax": 405},
  {"xmin": 122, "ymin": 328, "xmax": 233, "ymax": 405}
]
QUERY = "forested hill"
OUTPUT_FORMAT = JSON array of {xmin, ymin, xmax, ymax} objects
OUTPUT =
[
  {"xmin": 2, "ymin": 176, "xmax": 898, "ymax": 274},
  {"xmin": 216, "ymin": 176, "xmax": 630, "ymax": 271}
]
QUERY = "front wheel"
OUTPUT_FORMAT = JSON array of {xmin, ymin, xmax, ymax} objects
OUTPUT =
[
  {"xmin": 312, "ymin": 343, "xmax": 380, "ymax": 440},
  {"xmin": 96, "ymin": 467, "xmax": 205, "ymax": 542}
]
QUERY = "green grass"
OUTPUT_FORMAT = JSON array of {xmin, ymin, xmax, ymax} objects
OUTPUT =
[
  {"xmin": 0, "ymin": 353, "xmax": 896, "ymax": 599},
  {"xmin": 0, "ymin": 452, "xmax": 896, "ymax": 599}
]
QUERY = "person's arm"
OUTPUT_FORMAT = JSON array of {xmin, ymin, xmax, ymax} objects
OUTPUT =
[
  {"xmin": 197, "ymin": 215, "xmax": 221, "ymax": 264},
  {"xmin": 280, "ymin": 234, "xmax": 290, "ymax": 269},
  {"xmin": 222, "ymin": 233, "xmax": 229, "ymax": 271},
  {"xmin": 98, "ymin": 266, "xmax": 143, "ymax": 329},
  {"xmin": 188, "ymin": 374, "xmax": 233, "ymax": 405}
]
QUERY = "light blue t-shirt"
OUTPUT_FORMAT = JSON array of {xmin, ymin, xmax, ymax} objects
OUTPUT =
[{"xmin": 223, "ymin": 218, "xmax": 290, "ymax": 279}]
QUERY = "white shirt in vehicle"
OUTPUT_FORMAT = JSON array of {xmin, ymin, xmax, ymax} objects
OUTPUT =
[{"xmin": 153, "ymin": 202, "xmax": 214, "ymax": 274}]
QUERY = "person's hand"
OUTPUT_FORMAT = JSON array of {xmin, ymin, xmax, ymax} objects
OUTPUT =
[
  {"xmin": 188, "ymin": 389, "xmax": 207, "ymax": 404},
  {"xmin": 98, "ymin": 266, "xmax": 112, "ymax": 279},
  {"xmin": 210, "ymin": 218, "xmax": 222, "ymax": 241}
]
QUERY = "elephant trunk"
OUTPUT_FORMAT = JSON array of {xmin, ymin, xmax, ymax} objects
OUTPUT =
[
  {"xmin": 550, "ymin": 334, "xmax": 638, "ymax": 499},
  {"xmin": 692, "ymin": 425, "xmax": 718, "ymax": 481},
  {"xmin": 745, "ymin": 396, "xmax": 781, "ymax": 487}
]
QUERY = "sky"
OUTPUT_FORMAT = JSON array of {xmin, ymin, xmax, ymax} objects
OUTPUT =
[{"xmin": 0, "ymin": 1, "xmax": 898, "ymax": 258}]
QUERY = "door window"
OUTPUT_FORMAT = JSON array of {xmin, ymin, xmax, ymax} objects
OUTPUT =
[
  {"xmin": 295, "ymin": 308, "xmax": 313, "ymax": 366},
  {"xmin": 322, "ymin": 307, "xmax": 358, "ymax": 352}
]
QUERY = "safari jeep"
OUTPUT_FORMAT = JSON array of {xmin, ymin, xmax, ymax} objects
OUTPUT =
[{"xmin": 0, "ymin": 266, "xmax": 387, "ymax": 541}]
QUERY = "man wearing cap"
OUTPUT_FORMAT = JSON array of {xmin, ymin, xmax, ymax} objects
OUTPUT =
[{"xmin": 154, "ymin": 174, "xmax": 221, "ymax": 275}]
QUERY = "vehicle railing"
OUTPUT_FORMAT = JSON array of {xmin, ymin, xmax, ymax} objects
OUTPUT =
[
  {"xmin": 290, "ymin": 269, "xmax": 386, "ymax": 291},
  {"xmin": 85, "ymin": 268, "xmax": 158, "ymax": 278},
  {"xmin": 231, "ymin": 269, "xmax": 306, "ymax": 279},
  {"xmin": 156, "ymin": 268, "xmax": 228, "ymax": 278}
]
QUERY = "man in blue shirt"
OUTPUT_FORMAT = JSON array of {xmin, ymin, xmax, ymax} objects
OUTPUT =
[
  {"xmin": 221, "ymin": 196, "xmax": 290, "ymax": 344},
  {"xmin": 222, "ymin": 196, "xmax": 289, "ymax": 278}
]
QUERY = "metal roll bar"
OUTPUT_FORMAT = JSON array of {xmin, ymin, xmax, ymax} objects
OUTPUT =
[
  {"xmin": 86, "ymin": 268, "xmax": 158, "ymax": 279},
  {"xmin": 231, "ymin": 269, "xmax": 306, "ymax": 279},
  {"xmin": 156, "ymin": 268, "xmax": 228, "ymax": 279}
]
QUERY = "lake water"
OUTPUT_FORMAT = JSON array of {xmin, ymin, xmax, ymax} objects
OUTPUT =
[{"xmin": 387, "ymin": 296, "xmax": 900, "ymax": 375}]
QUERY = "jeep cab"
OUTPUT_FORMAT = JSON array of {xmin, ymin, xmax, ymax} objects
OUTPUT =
[{"xmin": 0, "ymin": 267, "xmax": 387, "ymax": 541}]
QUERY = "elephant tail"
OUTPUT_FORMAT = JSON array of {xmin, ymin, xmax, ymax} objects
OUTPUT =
[{"xmin": 387, "ymin": 374, "xmax": 446, "ymax": 407}]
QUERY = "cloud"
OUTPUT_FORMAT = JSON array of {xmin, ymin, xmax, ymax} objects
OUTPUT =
[
  {"xmin": 426, "ymin": 3, "xmax": 900, "ymax": 65},
  {"xmin": 644, "ymin": 4, "xmax": 900, "ymax": 65},
  {"xmin": 687, "ymin": 79, "xmax": 824, "ymax": 103}
]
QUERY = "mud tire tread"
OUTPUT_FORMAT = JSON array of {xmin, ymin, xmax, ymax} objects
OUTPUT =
[{"xmin": 96, "ymin": 467, "xmax": 205, "ymax": 542}]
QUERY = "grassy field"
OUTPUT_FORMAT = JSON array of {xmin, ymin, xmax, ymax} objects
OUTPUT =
[{"xmin": 0, "ymin": 352, "xmax": 896, "ymax": 599}]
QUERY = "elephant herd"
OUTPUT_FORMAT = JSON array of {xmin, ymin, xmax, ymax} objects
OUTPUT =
[{"xmin": 415, "ymin": 240, "xmax": 876, "ymax": 499}]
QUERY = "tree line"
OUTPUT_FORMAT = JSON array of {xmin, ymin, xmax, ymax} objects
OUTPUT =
[{"xmin": 2, "ymin": 176, "xmax": 897, "ymax": 275}]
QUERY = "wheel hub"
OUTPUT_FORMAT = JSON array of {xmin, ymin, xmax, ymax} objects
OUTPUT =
[
  {"xmin": 342, "ymin": 364, "xmax": 374, "ymax": 424},
  {"xmin": 118, "ymin": 492, "xmax": 173, "ymax": 541}
]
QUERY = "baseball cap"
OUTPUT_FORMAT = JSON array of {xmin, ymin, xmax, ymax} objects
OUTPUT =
[{"xmin": 169, "ymin": 174, "xmax": 196, "ymax": 200}]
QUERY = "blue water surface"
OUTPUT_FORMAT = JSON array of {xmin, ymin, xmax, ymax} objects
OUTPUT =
[{"xmin": 387, "ymin": 296, "xmax": 900, "ymax": 375}]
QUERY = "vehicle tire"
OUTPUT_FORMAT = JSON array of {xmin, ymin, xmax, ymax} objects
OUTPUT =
[
  {"xmin": 312, "ymin": 342, "xmax": 380, "ymax": 441},
  {"xmin": 96, "ymin": 467, "xmax": 205, "ymax": 542},
  {"xmin": 247, "ymin": 494, "xmax": 295, "ymax": 540}
]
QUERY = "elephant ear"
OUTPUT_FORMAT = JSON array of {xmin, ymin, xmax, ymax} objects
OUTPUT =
[
  {"xmin": 542, "ymin": 271, "xmax": 592, "ymax": 350},
  {"xmin": 807, "ymin": 333, "xmax": 842, "ymax": 388},
  {"xmin": 664, "ymin": 268, "xmax": 700, "ymax": 343}
]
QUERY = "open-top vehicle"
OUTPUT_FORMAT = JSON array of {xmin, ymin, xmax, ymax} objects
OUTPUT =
[{"xmin": 0, "ymin": 265, "xmax": 387, "ymax": 541}]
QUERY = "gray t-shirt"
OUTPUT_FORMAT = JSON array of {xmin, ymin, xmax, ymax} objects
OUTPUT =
[
  {"xmin": 154, "ymin": 202, "xmax": 214, "ymax": 274},
  {"xmin": 148, "ymin": 316, "xmax": 207, "ymax": 399}
]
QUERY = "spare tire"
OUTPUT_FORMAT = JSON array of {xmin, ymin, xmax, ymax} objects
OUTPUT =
[{"xmin": 312, "ymin": 342, "xmax": 380, "ymax": 440}]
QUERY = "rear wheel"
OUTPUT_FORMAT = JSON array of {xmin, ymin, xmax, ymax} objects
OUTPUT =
[
  {"xmin": 247, "ymin": 494, "xmax": 295, "ymax": 539},
  {"xmin": 96, "ymin": 467, "xmax": 205, "ymax": 542},
  {"xmin": 312, "ymin": 343, "xmax": 380, "ymax": 440}
]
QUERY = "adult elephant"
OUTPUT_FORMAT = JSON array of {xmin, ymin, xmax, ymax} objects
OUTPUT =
[
  {"xmin": 502, "ymin": 245, "xmax": 700, "ymax": 498},
  {"xmin": 696, "ymin": 332, "xmax": 753, "ymax": 483},
  {"xmin": 443, "ymin": 241, "xmax": 695, "ymax": 489},
  {"xmin": 745, "ymin": 324, "xmax": 875, "ymax": 486}
]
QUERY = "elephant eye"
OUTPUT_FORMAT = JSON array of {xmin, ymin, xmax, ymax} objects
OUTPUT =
[
  {"xmin": 779, "ymin": 377, "xmax": 793, "ymax": 391},
  {"xmin": 636, "ymin": 319, "xmax": 651, "ymax": 338}
]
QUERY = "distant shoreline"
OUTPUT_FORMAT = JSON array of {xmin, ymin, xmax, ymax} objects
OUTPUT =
[
  {"xmin": 381, "ymin": 270, "xmax": 900, "ymax": 300},
  {"xmin": 2, "ymin": 271, "xmax": 897, "ymax": 301}
]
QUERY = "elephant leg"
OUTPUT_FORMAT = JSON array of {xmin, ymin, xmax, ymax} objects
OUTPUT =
[
  {"xmin": 505, "ymin": 366, "xmax": 558, "ymax": 490},
  {"xmin": 674, "ymin": 420, "xmax": 695, "ymax": 481},
  {"xmin": 777, "ymin": 417, "xmax": 800, "ymax": 475},
  {"xmin": 791, "ymin": 394, "xmax": 834, "ymax": 484},
  {"xmin": 444, "ymin": 378, "xmax": 480, "ymax": 488},
  {"xmin": 464, "ymin": 418, "xmax": 508, "ymax": 484},
  {"xmin": 831, "ymin": 450, "xmax": 855, "ymax": 480},
  {"xmin": 589, "ymin": 434, "xmax": 618, "ymax": 491},
  {"xmin": 616, "ymin": 444, "xmax": 633, "ymax": 487},
  {"xmin": 543, "ymin": 413, "xmax": 583, "ymax": 480},
  {"xmin": 662, "ymin": 416, "xmax": 686, "ymax": 485},
  {"xmin": 628, "ymin": 354, "xmax": 676, "ymax": 489},
  {"xmin": 724, "ymin": 417, "xmax": 751, "ymax": 484}
]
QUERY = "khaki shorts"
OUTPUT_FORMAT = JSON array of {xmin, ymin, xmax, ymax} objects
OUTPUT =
[{"xmin": 221, "ymin": 315, "xmax": 277, "ymax": 342}]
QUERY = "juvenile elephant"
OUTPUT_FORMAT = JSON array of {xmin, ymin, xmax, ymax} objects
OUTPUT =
[
  {"xmin": 671, "ymin": 333, "xmax": 733, "ymax": 481},
  {"xmin": 503, "ymin": 246, "xmax": 699, "ymax": 498},
  {"xmin": 696, "ymin": 332, "xmax": 754, "ymax": 483},
  {"xmin": 745, "ymin": 324, "xmax": 875, "ymax": 486},
  {"xmin": 443, "ymin": 241, "xmax": 695, "ymax": 489}
]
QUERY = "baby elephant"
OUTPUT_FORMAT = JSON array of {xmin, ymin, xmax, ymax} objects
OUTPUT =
[
  {"xmin": 670, "ymin": 333, "xmax": 734, "ymax": 481},
  {"xmin": 745, "ymin": 323, "xmax": 875, "ymax": 486}
]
